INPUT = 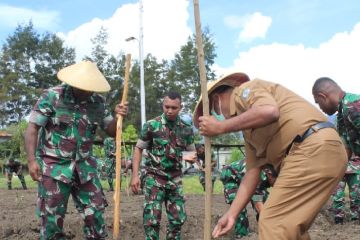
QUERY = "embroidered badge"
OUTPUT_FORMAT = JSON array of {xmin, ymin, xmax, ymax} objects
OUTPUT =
[{"xmin": 242, "ymin": 88, "xmax": 250, "ymax": 99}]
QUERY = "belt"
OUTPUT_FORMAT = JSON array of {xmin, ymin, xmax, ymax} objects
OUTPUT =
[{"xmin": 286, "ymin": 121, "xmax": 335, "ymax": 154}]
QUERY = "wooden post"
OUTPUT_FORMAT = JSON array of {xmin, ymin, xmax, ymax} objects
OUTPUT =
[
  {"xmin": 113, "ymin": 53, "xmax": 131, "ymax": 239},
  {"xmin": 193, "ymin": 1, "xmax": 212, "ymax": 239}
]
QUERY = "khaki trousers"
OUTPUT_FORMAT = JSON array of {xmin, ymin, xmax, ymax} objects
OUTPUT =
[{"xmin": 259, "ymin": 128, "xmax": 347, "ymax": 240}]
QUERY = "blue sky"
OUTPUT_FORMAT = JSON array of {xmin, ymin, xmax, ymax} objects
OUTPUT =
[{"xmin": 0, "ymin": 0, "xmax": 359, "ymax": 103}]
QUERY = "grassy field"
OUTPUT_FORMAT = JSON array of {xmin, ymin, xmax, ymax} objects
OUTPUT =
[{"xmin": 0, "ymin": 173, "xmax": 224, "ymax": 194}]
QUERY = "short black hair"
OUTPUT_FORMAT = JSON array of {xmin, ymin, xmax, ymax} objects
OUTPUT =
[
  {"xmin": 164, "ymin": 91, "xmax": 182, "ymax": 102},
  {"xmin": 312, "ymin": 77, "xmax": 338, "ymax": 94},
  {"xmin": 213, "ymin": 85, "xmax": 233, "ymax": 94},
  {"xmin": 195, "ymin": 143, "xmax": 204, "ymax": 149}
]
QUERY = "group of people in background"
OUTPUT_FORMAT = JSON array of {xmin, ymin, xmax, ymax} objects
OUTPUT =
[{"xmin": 13, "ymin": 60, "xmax": 357, "ymax": 240}]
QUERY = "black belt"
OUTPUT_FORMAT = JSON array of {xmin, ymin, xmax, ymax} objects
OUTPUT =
[{"xmin": 286, "ymin": 122, "xmax": 335, "ymax": 154}]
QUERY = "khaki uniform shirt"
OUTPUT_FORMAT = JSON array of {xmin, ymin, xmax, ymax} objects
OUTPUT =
[{"xmin": 229, "ymin": 79, "xmax": 327, "ymax": 171}]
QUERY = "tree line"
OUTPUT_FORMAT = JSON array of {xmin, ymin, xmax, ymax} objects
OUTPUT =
[{"xmin": 0, "ymin": 21, "xmax": 243, "ymax": 162}]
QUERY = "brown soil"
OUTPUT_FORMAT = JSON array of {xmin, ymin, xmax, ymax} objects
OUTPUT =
[{"xmin": 0, "ymin": 188, "xmax": 359, "ymax": 240}]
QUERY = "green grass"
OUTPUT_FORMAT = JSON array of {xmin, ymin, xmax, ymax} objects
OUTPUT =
[
  {"xmin": 183, "ymin": 175, "xmax": 223, "ymax": 194},
  {"xmin": 0, "ymin": 174, "xmax": 224, "ymax": 194}
]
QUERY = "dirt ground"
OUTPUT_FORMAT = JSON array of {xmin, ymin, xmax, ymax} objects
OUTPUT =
[{"xmin": 0, "ymin": 188, "xmax": 359, "ymax": 240}]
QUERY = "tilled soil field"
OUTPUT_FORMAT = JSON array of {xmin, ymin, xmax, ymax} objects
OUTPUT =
[{"xmin": 0, "ymin": 188, "xmax": 359, "ymax": 239}]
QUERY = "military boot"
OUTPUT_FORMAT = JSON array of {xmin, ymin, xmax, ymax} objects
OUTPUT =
[
  {"xmin": 21, "ymin": 181, "xmax": 27, "ymax": 190},
  {"xmin": 334, "ymin": 217, "xmax": 344, "ymax": 224},
  {"xmin": 7, "ymin": 182, "xmax": 12, "ymax": 190}
]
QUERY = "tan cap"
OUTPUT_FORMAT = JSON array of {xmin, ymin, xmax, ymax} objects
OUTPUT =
[
  {"xmin": 193, "ymin": 72, "xmax": 250, "ymax": 127},
  {"xmin": 57, "ymin": 61, "xmax": 111, "ymax": 93}
]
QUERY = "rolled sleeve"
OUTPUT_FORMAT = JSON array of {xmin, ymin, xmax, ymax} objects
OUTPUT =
[
  {"xmin": 29, "ymin": 89, "xmax": 56, "ymax": 127},
  {"xmin": 101, "ymin": 108, "xmax": 114, "ymax": 130},
  {"xmin": 29, "ymin": 111, "xmax": 49, "ymax": 127},
  {"xmin": 136, "ymin": 139, "xmax": 149, "ymax": 149}
]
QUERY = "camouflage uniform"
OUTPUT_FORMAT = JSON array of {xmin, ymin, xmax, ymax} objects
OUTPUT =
[
  {"xmin": 4, "ymin": 158, "xmax": 27, "ymax": 190},
  {"xmin": 220, "ymin": 160, "xmax": 270, "ymax": 239},
  {"xmin": 29, "ymin": 84, "xmax": 113, "ymax": 240},
  {"xmin": 333, "ymin": 92, "xmax": 360, "ymax": 222},
  {"xmin": 103, "ymin": 137, "xmax": 116, "ymax": 191},
  {"xmin": 136, "ymin": 113, "xmax": 195, "ymax": 240},
  {"xmin": 197, "ymin": 148, "xmax": 217, "ymax": 191}
]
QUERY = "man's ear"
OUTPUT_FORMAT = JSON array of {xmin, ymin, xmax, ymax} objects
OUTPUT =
[{"xmin": 316, "ymin": 92, "xmax": 327, "ymax": 101}]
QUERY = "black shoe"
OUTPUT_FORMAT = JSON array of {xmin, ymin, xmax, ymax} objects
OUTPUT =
[
  {"xmin": 350, "ymin": 217, "xmax": 359, "ymax": 224},
  {"xmin": 334, "ymin": 217, "xmax": 344, "ymax": 224}
]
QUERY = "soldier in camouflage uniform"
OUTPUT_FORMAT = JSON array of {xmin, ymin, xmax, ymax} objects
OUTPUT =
[
  {"xmin": 131, "ymin": 91, "xmax": 196, "ymax": 240},
  {"xmin": 313, "ymin": 77, "xmax": 360, "ymax": 223},
  {"xmin": 220, "ymin": 160, "xmax": 273, "ymax": 239},
  {"xmin": 24, "ymin": 61, "xmax": 128, "ymax": 240},
  {"xmin": 195, "ymin": 143, "xmax": 217, "ymax": 191},
  {"xmin": 103, "ymin": 137, "xmax": 116, "ymax": 191},
  {"xmin": 4, "ymin": 158, "xmax": 27, "ymax": 190}
]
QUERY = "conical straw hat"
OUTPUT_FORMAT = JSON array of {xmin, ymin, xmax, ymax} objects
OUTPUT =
[{"xmin": 57, "ymin": 61, "xmax": 111, "ymax": 93}]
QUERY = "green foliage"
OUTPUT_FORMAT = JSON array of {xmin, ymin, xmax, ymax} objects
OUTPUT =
[
  {"xmin": 166, "ymin": 27, "xmax": 217, "ymax": 113},
  {"xmin": 122, "ymin": 124, "xmax": 138, "ymax": 142},
  {"xmin": 0, "ymin": 21, "xmax": 75, "ymax": 126},
  {"xmin": 92, "ymin": 145, "xmax": 105, "ymax": 159},
  {"xmin": 227, "ymin": 148, "xmax": 245, "ymax": 164},
  {"xmin": 0, "ymin": 120, "xmax": 28, "ymax": 163}
]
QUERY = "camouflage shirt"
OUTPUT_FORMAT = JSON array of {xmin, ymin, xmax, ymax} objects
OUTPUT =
[
  {"xmin": 29, "ymin": 84, "xmax": 113, "ymax": 184},
  {"xmin": 337, "ymin": 92, "xmax": 360, "ymax": 173},
  {"xmin": 136, "ymin": 113, "xmax": 195, "ymax": 179},
  {"xmin": 104, "ymin": 137, "xmax": 115, "ymax": 159},
  {"xmin": 197, "ymin": 150, "xmax": 216, "ymax": 171},
  {"xmin": 220, "ymin": 159, "xmax": 270, "ymax": 203}
]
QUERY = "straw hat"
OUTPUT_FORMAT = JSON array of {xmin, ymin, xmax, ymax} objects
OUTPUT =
[
  {"xmin": 193, "ymin": 72, "xmax": 250, "ymax": 127},
  {"xmin": 57, "ymin": 61, "xmax": 111, "ymax": 93}
]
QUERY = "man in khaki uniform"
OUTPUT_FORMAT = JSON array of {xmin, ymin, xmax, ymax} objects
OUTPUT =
[{"xmin": 193, "ymin": 72, "xmax": 347, "ymax": 240}]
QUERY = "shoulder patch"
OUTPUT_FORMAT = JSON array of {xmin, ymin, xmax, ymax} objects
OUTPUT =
[{"xmin": 242, "ymin": 88, "xmax": 251, "ymax": 100}]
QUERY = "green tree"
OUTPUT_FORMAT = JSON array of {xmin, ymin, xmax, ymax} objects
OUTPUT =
[
  {"xmin": 0, "ymin": 120, "xmax": 28, "ymax": 163},
  {"xmin": 166, "ymin": 27, "xmax": 217, "ymax": 113},
  {"xmin": 0, "ymin": 22, "xmax": 75, "ymax": 126},
  {"xmin": 122, "ymin": 124, "xmax": 138, "ymax": 142}
]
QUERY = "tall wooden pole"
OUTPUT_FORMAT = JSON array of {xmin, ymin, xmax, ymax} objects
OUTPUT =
[
  {"xmin": 113, "ymin": 54, "xmax": 131, "ymax": 239},
  {"xmin": 193, "ymin": 1, "xmax": 212, "ymax": 239}
]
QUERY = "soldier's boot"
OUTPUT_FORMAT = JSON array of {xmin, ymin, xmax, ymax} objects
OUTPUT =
[
  {"xmin": 21, "ymin": 181, "xmax": 27, "ymax": 190},
  {"xmin": 334, "ymin": 217, "xmax": 344, "ymax": 224},
  {"xmin": 7, "ymin": 182, "xmax": 12, "ymax": 190},
  {"xmin": 350, "ymin": 217, "xmax": 359, "ymax": 224},
  {"xmin": 109, "ymin": 183, "xmax": 114, "ymax": 192}
]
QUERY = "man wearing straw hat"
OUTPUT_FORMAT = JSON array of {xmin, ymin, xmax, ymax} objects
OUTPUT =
[
  {"xmin": 193, "ymin": 72, "xmax": 347, "ymax": 239},
  {"xmin": 24, "ymin": 61, "xmax": 128, "ymax": 240}
]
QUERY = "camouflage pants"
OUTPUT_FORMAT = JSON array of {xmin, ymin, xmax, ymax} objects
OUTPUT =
[
  {"xmin": 198, "ymin": 171, "xmax": 216, "ymax": 191},
  {"xmin": 105, "ymin": 158, "xmax": 115, "ymax": 190},
  {"xmin": 6, "ymin": 170, "xmax": 27, "ymax": 189},
  {"xmin": 143, "ymin": 175, "xmax": 186, "ymax": 240},
  {"xmin": 223, "ymin": 183, "xmax": 253, "ymax": 238},
  {"xmin": 37, "ymin": 173, "xmax": 108, "ymax": 240},
  {"xmin": 332, "ymin": 173, "xmax": 360, "ymax": 219}
]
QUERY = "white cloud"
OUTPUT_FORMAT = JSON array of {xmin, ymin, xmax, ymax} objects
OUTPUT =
[
  {"xmin": 0, "ymin": 4, "xmax": 59, "ymax": 29},
  {"xmin": 217, "ymin": 22, "xmax": 360, "ymax": 105},
  {"xmin": 58, "ymin": 0, "xmax": 192, "ymax": 61},
  {"xmin": 238, "ymin": 12, "xmax": 272, "ymax": 43},
  {"xmin": 224, "ymin": 12, "xmax": 272, "ymax": 43}
]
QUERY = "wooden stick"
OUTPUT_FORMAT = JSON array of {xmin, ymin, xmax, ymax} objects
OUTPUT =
[
  {"xmin": 193, "ymin": 1, "xmax": 212, "ymax": 239},
  {"xmin": 113, "ymin": 53, "xmax": 131, "ymax": 239}
]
